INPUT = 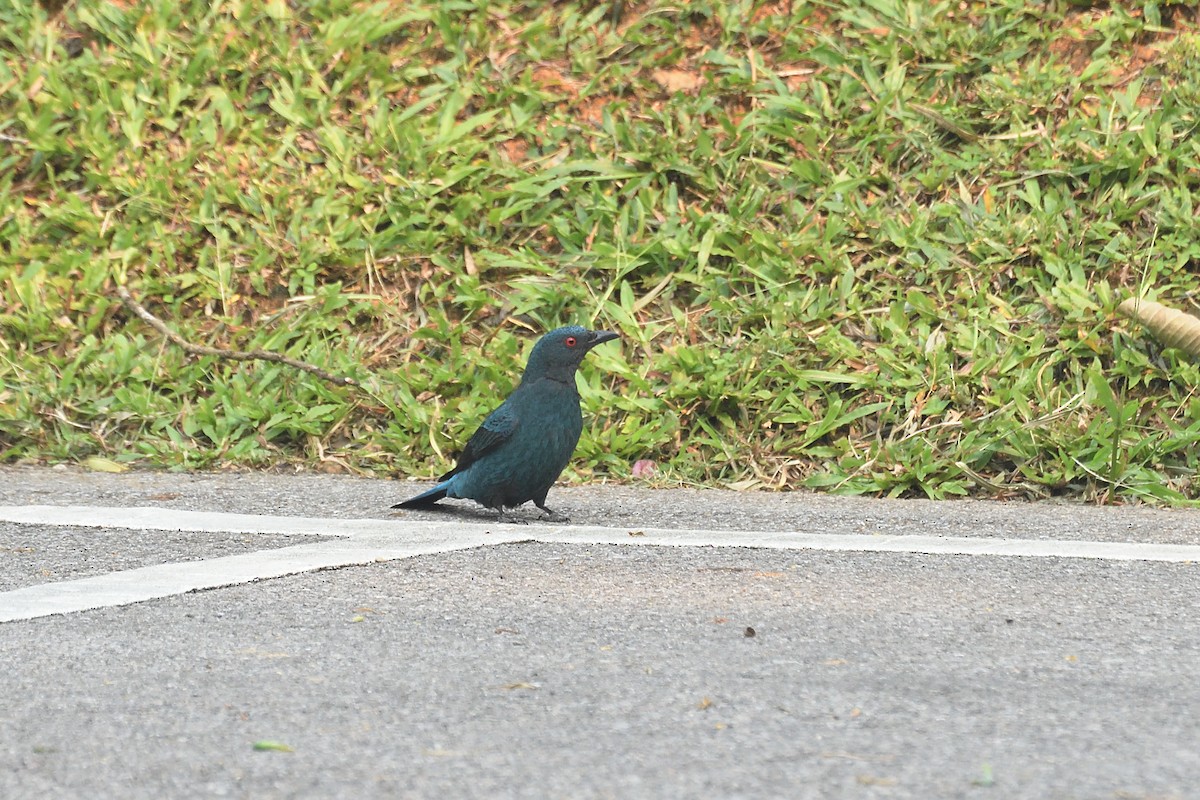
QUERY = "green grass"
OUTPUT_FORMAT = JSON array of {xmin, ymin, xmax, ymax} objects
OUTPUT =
[{"xmin": 4, "ymin": 0, "xmax": 1200, "ymax": 502}]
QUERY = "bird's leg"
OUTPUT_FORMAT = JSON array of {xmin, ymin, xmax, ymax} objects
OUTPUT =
[
  {"xmin": 496, "ymin": 508, "xmax": 529, "ymax": 525},
  {"xmin": 535, "ymin": 502, "xmax": 570, "ymax": 523}
]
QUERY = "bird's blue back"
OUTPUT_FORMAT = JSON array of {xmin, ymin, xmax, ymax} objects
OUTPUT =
[
  {"xmin": 446, "ymin": 374, "xmax": 583, "ymax": 509},
  {"xmin": 394, "ymin": 325, "xmax": 616, "ymax": 514}
]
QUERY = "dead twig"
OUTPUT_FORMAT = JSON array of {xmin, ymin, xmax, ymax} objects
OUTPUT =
[{"xmin": 115, "ymin": 284, "xmax": 359, "ymax": 387}]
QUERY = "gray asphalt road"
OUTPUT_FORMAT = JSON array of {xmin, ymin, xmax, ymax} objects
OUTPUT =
[
  {"xmin": 6, "ymin": 464, "xmax": 1200, "ymax": 543},
  {"xmin": 1, "ymin": 466, "xmax": 1199, "ymax": 799}
]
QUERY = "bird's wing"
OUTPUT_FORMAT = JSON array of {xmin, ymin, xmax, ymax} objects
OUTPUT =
[{"xmin": 438, "ymin": 402, "xmax": 519, "ymax": 480}]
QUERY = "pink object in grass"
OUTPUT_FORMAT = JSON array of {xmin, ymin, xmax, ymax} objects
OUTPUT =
[{"xmin": 631, "ymin": 459, "xmax": 657, "ymax": 478}]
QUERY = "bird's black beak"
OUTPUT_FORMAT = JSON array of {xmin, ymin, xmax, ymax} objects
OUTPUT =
[{"xmin": 587, "ymin": 330, "xmax": 619, "ymax": 349}]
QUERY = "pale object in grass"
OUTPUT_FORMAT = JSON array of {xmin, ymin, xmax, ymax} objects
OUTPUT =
[{"xmin": 1117, "ymin": 298, "xmax": 1200, "ymax": 359}]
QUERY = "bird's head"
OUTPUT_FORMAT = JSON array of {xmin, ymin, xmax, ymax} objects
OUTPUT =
[{"xmin": 523, "ymin": 325, "xmax": 619, "ymax": 383}]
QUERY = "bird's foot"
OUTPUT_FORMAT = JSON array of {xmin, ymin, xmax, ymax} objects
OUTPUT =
[
  {"xmin": 496, "ymin": 509, "xmax": 529, "ymax": 525},
  {"xmin": 536, "ymin": 505, "xmax": 570, "ymax": 523}
]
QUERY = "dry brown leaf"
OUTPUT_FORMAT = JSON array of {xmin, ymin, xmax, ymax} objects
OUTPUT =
[
  {"xmin": 531, "ymin": 65, "xmax": 580, "ymax": 98},
  {"xmin": 651, "ymin": 68, "xmax": 704, "ymax": 93},
  {"xmin": 497, "ymin": 138, "xmax": 529, "ymax": 164}
]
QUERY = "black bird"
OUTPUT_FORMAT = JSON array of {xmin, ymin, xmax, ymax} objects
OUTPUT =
[{"xmin": 394, "ymin": 326, "xmax": 618, "ymax": 521}]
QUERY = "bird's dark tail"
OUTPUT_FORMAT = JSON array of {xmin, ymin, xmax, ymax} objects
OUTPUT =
[{"xmin": 392, "ymin": 479, "xmax": 452, "ymax": 509}]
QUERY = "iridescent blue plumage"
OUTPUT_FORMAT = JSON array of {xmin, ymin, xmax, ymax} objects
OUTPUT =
[{"xmin": 394, "ymin": 326, "xmax": 618, "ymax": 520}]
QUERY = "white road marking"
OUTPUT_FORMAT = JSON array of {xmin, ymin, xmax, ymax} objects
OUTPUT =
[
  {"xmin": 0, "ymin": 505, "xmax": 394, "ymax": 536},
  {"xmin": 1, "ymin": 505, "xmax": 1196, "ymax": 623},
  {"xmin": 0, "ymin": 532, "xmax": 509, "ymax": 623},
  {"xmin": 537, "ymin": 526, "xmax": 1200, "ymax": 562}
]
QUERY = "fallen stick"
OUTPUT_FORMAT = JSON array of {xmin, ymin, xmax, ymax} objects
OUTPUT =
[
  {"xmin": 115, "ymin": 284, "xmax": 359, "ymax": 387},
  {"xmin": 1117, "ymin": 297, "xmax": 1200, "ymax": 360}
]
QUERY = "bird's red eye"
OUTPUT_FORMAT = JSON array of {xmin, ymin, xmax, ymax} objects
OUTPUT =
[{"xmin": 565, "ymin": 336, "xmax": 577, "ymax": 347}]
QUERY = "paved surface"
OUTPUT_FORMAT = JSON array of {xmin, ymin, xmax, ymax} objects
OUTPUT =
[
  {"xmin": 0, "ymin": 523, "xmax": 330, "ymax": 593},
  {"xmin": 1, "ymin": 466, "xmax": 1199, "ymax": 799}
]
